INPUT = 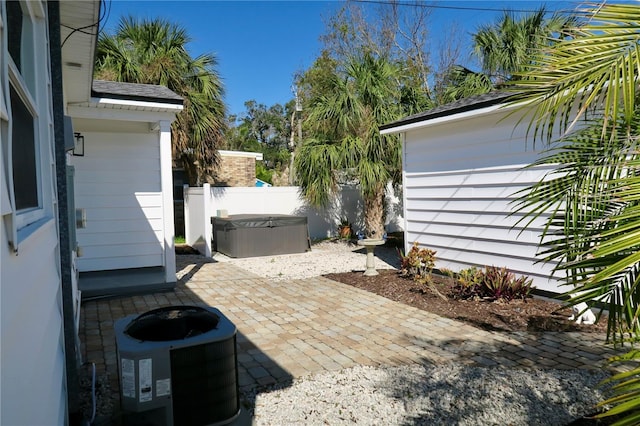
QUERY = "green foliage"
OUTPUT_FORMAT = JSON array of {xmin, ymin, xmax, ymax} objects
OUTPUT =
[
  {"xmin": 435, "ymin": 7, "xmax": 574, "ymax": 104},
  {"xmin": 399, "ymin": 242, "xmax": 436, "ymax": 280},
  {"xmin": 295, "ymin": 52, "xmax": 402, "ymax": 237},
  {"xmin": 224, "ymin": 100, "xmax": 293, "ymax": 184},
  {"xmin": 473, "ymin": 7, "xmax": 575, "ymax": 84},
  {"xmin": 451, "ymin": 266, "xmax": 533, "ymax": 302},
  {"xmin": 95, "ymin": 16, "xmax": 226, "ymax": 185},
  {"xmin": 597, "ymin": 350, "xmax": 640, "ymax": 425},
  {"xmin": 255, "ymin": 163, "xmax": 273, "ymax": 185},
  {"xmin": 509, "ymin": 4, "xmax": 640, "ymax": 424},
  {"xmin": 458, "ymin": 266, "xmax": 484, "ymax": 287}
]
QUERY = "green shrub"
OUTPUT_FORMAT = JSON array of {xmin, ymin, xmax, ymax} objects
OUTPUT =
[
  {"xmin": 481, "ymin": 266, "xmax": 533, "ymax": 301},
  {"xmin": 451, "ymin": 267, "xmax": 484, "ymax": 300},
  {"xmin": 451, "ymin": 266, "xmax": 533, "ymax": 301},
  {"xmin": 399, "ymin": 242, "xmax": 436, "ymax": 280}
]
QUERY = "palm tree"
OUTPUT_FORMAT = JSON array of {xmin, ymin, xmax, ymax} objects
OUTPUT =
[
  {"xmin": 437, "ymin": 7, "xmax": 574, "ymax": 103},
  {"xmin": 95, "ymin": 16, "xmax": 226, "ymax": 185},
  {"xmin": 474, "ymin": 7, "xmax": 574, "ymax": 84},
  {"xmin": 510, "ymin": 4, "xmax": 640, "ymax": 423},
  {"xmin": 295, "ymin": 53, "xmax": 402, "ymax": 238}
]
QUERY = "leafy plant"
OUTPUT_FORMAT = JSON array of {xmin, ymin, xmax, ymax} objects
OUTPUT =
[
  {"xmin": 451, "ymin": 267, "xmax": 484, "ymax": 300},
  {"xmin": 451, "ymin": 266, "xmax": 533, "ymax": 301},
  {"xmin": 507, "ymin": 4, "xmax": 640, "ymax": 423},
  {"xmin": 399, "ymin": 242, "xmax": 436, "ymax": 280},
  {"xmin": 597, "ymin": 350, "xmax": 640, "ymax": 425},
  {"xmin": 338, "ymin": 219, "xmax": 352, "ymax": 240},
  {"xmin": 480, "ymin": 266, "xmax": 533, "ymax": 301}
]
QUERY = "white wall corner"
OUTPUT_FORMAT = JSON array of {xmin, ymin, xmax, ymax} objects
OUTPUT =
[
  {"xmin": 203, "ymin": 183, "xmax": 213, "ymax": 257},
  {"xmin": 158, "ymin": 120, "xmax": 176, "ymax": 282}
]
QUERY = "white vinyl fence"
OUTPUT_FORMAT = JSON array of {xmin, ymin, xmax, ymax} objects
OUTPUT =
[{"xmin": 184, "ymin": 184, "xmax": 403, "ymax": 256}]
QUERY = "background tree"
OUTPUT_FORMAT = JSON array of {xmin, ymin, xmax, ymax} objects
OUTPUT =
[
  {"xmin": 295, "ymin": 53, "xmax": 402, "ymax": 238},
  {"xmin": 438, "ymin": 7, "xmax": 574, "ymax": 103},
  {"xmin": 292, "ymin": 0, "xmax": 442, "ymax": 236},
  {"xmin": 510, "ymin": 4, "xmax": 640, "ymax": 423},
  {"xmin": 95, "ymin": 16, "xmax": 226, "ymax": 185},
  {"xmin": 304, "ymin": 0, "xmax": 437, "ymax": 114},
  {"xmin": 223, "ymin": 100, "xmax": 293, "ymax": 185}
]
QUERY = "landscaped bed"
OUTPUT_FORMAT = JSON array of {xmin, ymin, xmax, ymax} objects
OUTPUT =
[{"xmin": 324, "ymin": 269, "xmax": 609, "ymax": 334}]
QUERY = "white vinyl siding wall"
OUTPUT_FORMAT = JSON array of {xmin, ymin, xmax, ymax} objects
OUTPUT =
[
  {"xmin": 0, "ymin": 2, "xmax": 68, "ymax": 424},
  {"xmin": 1, "ymin": 221, "xmax": 67, "ymax": 426},
  {"xmin": 72, "ymin": 131, "xmax": 165, "ymax": 271},
  {"xmin": 402, "ymin": 109, "xmax": 562, "ymax": 293}
]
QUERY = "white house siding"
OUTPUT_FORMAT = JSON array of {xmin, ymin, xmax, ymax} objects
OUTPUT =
[
  {"xmin": 1, "ymin": 222, "xmax": 67, "ymax": 425},
  {"xmin": 72, "ymin": 129, "xmax": 165, "ymax": 271},
  {"xmin": 402, "ymin": 109, "xmax": 562, "ymax": 293}
]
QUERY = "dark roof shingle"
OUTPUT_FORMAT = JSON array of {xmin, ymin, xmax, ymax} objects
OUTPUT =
[
  {"xmin": 380, "ymin": 91, "xmax": 516, "ymax": 131},
  {"xmin": 92, "ymin": 80, "xmax": 183, "ymax": 105}
]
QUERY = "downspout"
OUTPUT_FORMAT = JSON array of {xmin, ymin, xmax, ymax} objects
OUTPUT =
[{"xmin": 47, "ymin": 1, "xmax": 81, "ymax": 424}]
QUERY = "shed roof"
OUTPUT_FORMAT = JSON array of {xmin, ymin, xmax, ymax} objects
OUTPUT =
[
  {"xmin": 92, "ymin": 80, "xmax": 183, "ymax": 105},
  {"xmin": 380, "ymin": 91, "xmax": 516, "ymax": 131}
]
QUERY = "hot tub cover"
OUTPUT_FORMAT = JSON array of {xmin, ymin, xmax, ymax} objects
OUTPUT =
[
  {"xmin": 212, "ymin": 214, "xmax": 310, "ymax": 258},
  {"xmin": 214, "ymin": 214, "xmax": 307, "ymax": 229}
]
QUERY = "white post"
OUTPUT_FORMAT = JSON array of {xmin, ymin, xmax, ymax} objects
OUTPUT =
[
  {"xmin": 203, "ymin": 183, "xmax": 213, "ymax": 257},
  {"xmin": 158, "ymin": 120, "xmax": 176, "ymax": 283},
  {"xmin": 183, "ymin": 184, "xmax": 190, "ymax": 245}
]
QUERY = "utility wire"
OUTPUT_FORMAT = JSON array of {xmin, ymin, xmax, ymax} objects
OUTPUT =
[{"xmin": 352, "ymin": 0, "xmax": 575, "ymax": 13}]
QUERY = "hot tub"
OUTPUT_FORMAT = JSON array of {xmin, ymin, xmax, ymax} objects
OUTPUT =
[{"xmin": 212, "ymin": 214, "xmax": 310, "ymax": 258}]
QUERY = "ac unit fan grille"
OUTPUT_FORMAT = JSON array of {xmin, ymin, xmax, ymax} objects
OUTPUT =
[{"xmin": 170, "ymin": 336, "xmax": 239, "ymax": 425}]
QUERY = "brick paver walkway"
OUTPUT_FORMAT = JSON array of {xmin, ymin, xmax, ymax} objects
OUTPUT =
[{"xmin": 79, "ymin": 255, "xmax": 621, "ymax": 422}]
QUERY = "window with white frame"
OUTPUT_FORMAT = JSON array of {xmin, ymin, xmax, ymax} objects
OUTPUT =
[{"xmin": 1, "ymin": 0, "xmax": 53, "ymax": 243}]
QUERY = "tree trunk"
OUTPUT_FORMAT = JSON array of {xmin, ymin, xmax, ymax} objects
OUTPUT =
[{"xmin": 364, "ymin": 185, "xmax": 385, "ymax": 239}]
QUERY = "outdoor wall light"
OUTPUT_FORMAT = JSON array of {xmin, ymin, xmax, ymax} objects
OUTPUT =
[{"xmin": 73, "ymin": 132, "xmax": 84, "ymax": 156}]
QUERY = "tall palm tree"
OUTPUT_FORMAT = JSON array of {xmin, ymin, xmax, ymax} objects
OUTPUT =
[
  {"xmin": 295, "ymin": 53, "xmax": 402, "ymax": 238},
  {"xmin": 474, "ymin": 7, "xmax": 574, "ymax": 84},
  {"xmin": 95, "ymin": 16, "xmax": 226, "ymax": 185},
  {"xmin": 438, "ymin": 7, "xmax": 574, "ymax": 103},
  {"xmin": 510, "ymin": 4, "xmax": 640, "ymax": 423}
]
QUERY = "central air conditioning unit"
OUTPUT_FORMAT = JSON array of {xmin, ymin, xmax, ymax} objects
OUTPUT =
[{"xmin": 114, "ymin": 306, "xmax": 239, "ymax": 426}]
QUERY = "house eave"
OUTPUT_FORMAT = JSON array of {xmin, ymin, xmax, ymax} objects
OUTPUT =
[
  {"xmin": 60, "ymin": 0, "xmax": 100, "ymax": 104},
  {"xmin": 87, "ymin": 97, "xmax": 184, "ymax": 112},
  {"xmin": 381, "ymin": 102, "xmax": 520, "ymax": 135},
  {"xmin": 67, "ymin": 97, "xmax": 183, "ymax": 123}
]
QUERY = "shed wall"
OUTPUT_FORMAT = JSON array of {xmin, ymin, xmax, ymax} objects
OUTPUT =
[
  {"xmin": 402, "ymin": 110, "xmax": 561, "ymax": 293},
  {"xmin": 71, "ymin": 130, "xmax": 165, "ymax": 271}
]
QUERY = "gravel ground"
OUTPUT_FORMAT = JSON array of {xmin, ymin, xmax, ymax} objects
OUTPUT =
[
  {"xmin": 212, "ymin": 239, "xmax": 401, "ymax": 280},
  {"xmin": 252, "ymin": 364, "xmax": 608, "ymax": 426},
  {"xmin": 212, "ymin": 241, "xmax": 610, "ymax": 426}
]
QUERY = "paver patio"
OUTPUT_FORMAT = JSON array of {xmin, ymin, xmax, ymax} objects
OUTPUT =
[{"xmin": 79, "ymin": 254, "xmax": 622, "ymax": 422}]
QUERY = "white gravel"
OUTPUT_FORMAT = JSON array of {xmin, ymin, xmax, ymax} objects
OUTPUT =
[
  {"xmin": 212, "ymin": 239, "xmax": 400, "ymax": 280},
  {"xmin": 253, "ymin": 364, "xmax": 607, "ymax": 425},
  {"xmin": 210, "ymin": 240, "xmax": 608, "ymax": 425}
]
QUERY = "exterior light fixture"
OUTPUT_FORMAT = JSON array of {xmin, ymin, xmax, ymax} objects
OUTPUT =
[{"xmin": 73, "ymin": 132, "xmax": 84, "ymax": 156}]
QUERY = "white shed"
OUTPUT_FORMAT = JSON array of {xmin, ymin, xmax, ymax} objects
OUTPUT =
[
  {"xmin": 381, "ymin": 92, "xmax": 562, "ymax": 294},
  {"xmin": 68, "ymin": 80, "xmax": 183, "ymax": 298}
]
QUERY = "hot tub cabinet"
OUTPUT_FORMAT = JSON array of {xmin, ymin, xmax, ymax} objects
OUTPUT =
[{"xmin": 212, "ymin": 214, "xmax": 310, "ymax": 258}]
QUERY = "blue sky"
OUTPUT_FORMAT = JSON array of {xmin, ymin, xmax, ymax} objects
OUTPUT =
[{"xmin": 103, "ymin": 1, "xmax": 578, "ymax": 117}]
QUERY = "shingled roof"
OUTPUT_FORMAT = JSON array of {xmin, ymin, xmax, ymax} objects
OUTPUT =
[
  {"xmin": 92, "ymin": 80, "xmax": 183, "ymax": 105},
  {"xmin": 380, "ymin": 91, "xmax": 517, "ymax": 131}
]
